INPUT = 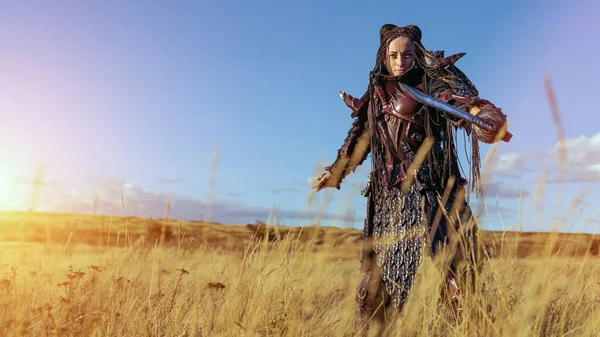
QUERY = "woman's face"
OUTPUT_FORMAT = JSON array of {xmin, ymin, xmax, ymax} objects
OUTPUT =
[{"xmin": 386, "ymin": 36, "xmax": 416, "ymax": 76}]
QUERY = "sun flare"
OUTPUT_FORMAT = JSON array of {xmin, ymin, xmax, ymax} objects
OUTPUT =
[{"xmin": 0, "ymin": 168, "xmax": 14, "ymax": 210}]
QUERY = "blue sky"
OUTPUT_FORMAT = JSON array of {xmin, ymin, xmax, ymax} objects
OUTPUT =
[{"xmin": 1, "ymin": 0, "xmax": 599, "ymax": 233}]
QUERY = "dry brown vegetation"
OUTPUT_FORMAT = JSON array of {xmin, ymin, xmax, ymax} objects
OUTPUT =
[{"xmin": 0, "ymin": 211, "xmax": 599, "ymax": 336}]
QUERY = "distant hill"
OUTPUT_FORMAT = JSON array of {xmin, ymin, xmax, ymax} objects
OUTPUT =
[{"xmin": 0, "ymin": 211, "xmax": 598, "ymax": 259}]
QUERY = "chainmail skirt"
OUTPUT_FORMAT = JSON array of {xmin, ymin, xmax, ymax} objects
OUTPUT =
[{"xmin": 368, "ymin": 180, "xmax": 429, "ymax": 310}]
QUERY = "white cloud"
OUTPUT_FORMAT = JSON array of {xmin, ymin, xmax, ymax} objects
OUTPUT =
[
  {"xmin": 486, "ymin": 132, "xmax": 600, "ymax": 183},
  {"xmin": 547, "ymin": 132, "xmax": 600, "ymax": 183},
  {"xmin": 485, "ymin": 152, "xmax": 531, "ymax": 178},
  {"xmin": 24, "ymin": 176, "xmax": 354, "ymax": 225},
  {"xmin": 482, "ymin": 180, "xmax": 528, "ymax": 199},
  {"xmin": 554, "ymin": 133, "xmax": 600, "ymax": 165}
]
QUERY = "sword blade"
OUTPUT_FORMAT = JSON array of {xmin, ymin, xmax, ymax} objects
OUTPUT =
[{"xmin": 398, "ymin": 83, "xmax": 496, "ymax": 132}]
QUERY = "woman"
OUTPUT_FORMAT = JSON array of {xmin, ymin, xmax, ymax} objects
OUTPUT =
[{"xmin": 311, "ymin": 24, "xmax": 508, "ymax": 332}]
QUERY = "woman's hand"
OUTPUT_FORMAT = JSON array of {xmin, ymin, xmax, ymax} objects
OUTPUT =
[
  {"xmin": 472, "ymin": 104, "xmax": 508, "ymax": 144},
  {"xmin": 310, "ymin": 171, "xmax": 339, "ymax": 192}
]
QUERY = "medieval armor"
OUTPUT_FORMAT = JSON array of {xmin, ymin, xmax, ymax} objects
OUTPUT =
[{"xmin": 314, "ymin": 24, "xmax": 510, "ymax": 335}]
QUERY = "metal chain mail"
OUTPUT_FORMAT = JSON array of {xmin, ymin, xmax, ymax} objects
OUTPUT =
[{"xmin": 371, "ymin": 180, "xmax": 428, "ymax": 309}]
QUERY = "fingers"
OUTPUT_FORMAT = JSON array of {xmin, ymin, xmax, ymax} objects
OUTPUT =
[
  {"xmin": 310, "ymin": 171, "xmax": 331, "ymax": 191},
  {"xmin": 310, "ymin": 180, "xmax": 324, "ymax": 191},
  {"xmin": 311, "ymin": 178, "xmax": 330, "ymax": 192}
]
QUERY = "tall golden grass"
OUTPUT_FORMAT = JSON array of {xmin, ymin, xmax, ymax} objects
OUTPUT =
[
  {"xmin": 0, "ymin": 77, "xmax": 598, "ymax": 336},
  {"xmin": 0, "ymin": 212, "xmax": 599, "ymax": 336}
]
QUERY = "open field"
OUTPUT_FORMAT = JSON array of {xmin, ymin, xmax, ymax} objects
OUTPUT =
[{"xmin": 0, "ymin": 211, "xmax": 599, "ymax": 336}]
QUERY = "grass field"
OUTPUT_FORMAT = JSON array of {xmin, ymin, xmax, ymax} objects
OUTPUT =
[{"xmin": 0, "ymin": 211, "xmax": 599, "ymax": 336}]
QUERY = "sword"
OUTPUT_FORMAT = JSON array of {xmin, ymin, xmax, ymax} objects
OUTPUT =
[{"xmin": 397, "ymin": 82, "xmax": 512, "ymax": 143}]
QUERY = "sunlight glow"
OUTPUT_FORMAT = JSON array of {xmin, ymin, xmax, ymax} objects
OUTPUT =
[
  {"xmin": 0, "ymin": 168, "xmax": 14, "ymax": 211},
  {"xmin": 0, "ymin": 150, "xmax": 29, "ymax": 212}
]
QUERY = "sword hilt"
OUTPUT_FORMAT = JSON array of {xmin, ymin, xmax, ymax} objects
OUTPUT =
[
  {"xmin": 476, "ymin": 114, "xmax": 513, "ymax": 143},
  {"xmin": 398, "ymin": 82, "xmax": 513, "ymax": 143}
]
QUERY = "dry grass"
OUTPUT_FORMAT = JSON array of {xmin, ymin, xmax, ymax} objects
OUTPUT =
[
  {"xmin": 0, "ymin": 211, "xmax": 598, "ymax": 336},
  {"xmin": 1, "ymin": 77, "xmax": 598, "ymax": 336}
]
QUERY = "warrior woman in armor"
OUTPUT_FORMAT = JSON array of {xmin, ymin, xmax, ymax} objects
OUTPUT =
[{"xmin": 310, "ymin": 24, "xmax": 510, "ymax": 333}]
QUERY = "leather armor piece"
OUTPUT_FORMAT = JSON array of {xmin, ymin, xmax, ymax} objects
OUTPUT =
[
  {"xmin": 339, "ymin": 90, "xmax": 365, "ymax": 118},
  {"xmin": 373, "ymin": 77, "xmax": 431, "ymax": 187},
  {"xmin": 352, "ymin": 274, "xmax": 372, "ymax": 337}
]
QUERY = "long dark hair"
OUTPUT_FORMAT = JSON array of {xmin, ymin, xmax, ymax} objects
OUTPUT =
[
  {"xmin": 368, "ymin": 24, "xmax": 482, "ymax": 197},
  {"xmin": 373, "ymin": 24, "xmax": 450, "ymax": 82}
]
